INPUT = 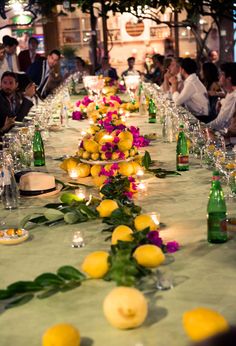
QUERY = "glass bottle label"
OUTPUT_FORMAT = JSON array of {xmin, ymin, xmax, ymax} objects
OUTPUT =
[{"xmin": 177, "ymin": 155, "xmax": 189, "ymax": 165}]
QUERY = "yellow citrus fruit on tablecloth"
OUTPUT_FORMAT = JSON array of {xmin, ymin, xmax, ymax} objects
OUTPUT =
[
  {"xmin": 81, "ymin": 251, "xmax": 109, "ymax": 278},
  {"xmin": 83, "ymin": 139, "xmax": 99, "ymax": 153},
  {"xmin": 132, "ymin": 161, "xmax": 141, "ymax": 174},
  {"xmin": 133, "ymin": 244, "xmax": 165, "ymax": 268},
  {"xmin": 134, "ymin": 214, "xmax": 157, "ymax": 232},
  {"xmin": 183, "ymin": 307, "xmax": 229, "ymax": 342},
  {"xmin": 60, "ymin": 158, "xmax": 78, "ymax": 172},
  {"xmin": 42, "ymin": 323, "xmax": 80, "ymax": 346},
  {"xmin": 93, "ymin": 175, "xmax": 107, "ymax": 187},
  {"xmin": 118, "ymin": 131, "xmax": 133, "ymax": 142},
  {"xmin": 96, "ymin": 199, "xmax": 119, "ymax": 217},
  {"xmin": 91, "ymin": 164, "xmax": 102, "ymax": 177},
  {"xmin": 103, "ymin": 286, "xmax": 148, "ymax": 329},
  {"xmin": 118, "ymin": 139, "xmax": 133, "ymax": 152},
  {"xmin": 118, "ymin": 162, "xmax": 134, "ymax": 176},
  {"xmin": 111, "ymin": 225, "xmax": 134, "ymax": 245},
  {"xmin": 76, "ymin": 163, "xmax": 90, "ymax": 178}
]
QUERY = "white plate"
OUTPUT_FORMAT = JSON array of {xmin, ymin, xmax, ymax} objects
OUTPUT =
[
  {"xmin": 0, "ymin": 228, "xmax": 29, "ymax": 245},
  {"xmin": 80, "ymin": 157, "xmax": 135, "ymax": 165}
]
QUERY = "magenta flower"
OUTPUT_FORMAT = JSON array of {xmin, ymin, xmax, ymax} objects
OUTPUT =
[
  {"xmin": 113, "ymin": 136, "xmax": 120, "ymax": 144},
  {"xmin": 118, "ymin": 151, "xmax": 125, "ymax": 159},
  {"xmin": 123, "ymin": 191, "xmax": 133, "ymax": 199},
  {"xmin": 166, "ymin": 241, "xmax": 180, "ymax": 253},
  {"xmin": 105, "ymin": 151, "xmax": 112, "ymax": 160},
  {"xmin": 75, "ymin": 100, "xmax": 81, "ymax": 107},
  {"xmin": 72, "ymin": 111, "xmax": 83, "ymax": 120},
  {"xmin": 110, "ymin": 95, "xmax": 122, "ymax": 104},
  {"xmin": 82, "ymin": 96, "xmax": 93, "ymax": 107},
  {"xmin": 128, "ymin": 176, "xmax": 135, "ymax": 182},
  {"xmin": 147, "ymin": 231, "xmax": 163, "ymax": 247},
  {"xmin": 111, "ymin": 163, "xmax": 119, "ymax": 170}
]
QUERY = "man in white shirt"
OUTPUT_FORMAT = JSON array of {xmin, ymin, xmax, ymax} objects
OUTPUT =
[
  {"xmin": 208, "ymin": 62, "xmax": 236, "ymax": 134},
  {"xmin": 170, "ymin": 58, "xmax": 209, "ymax": 118}
]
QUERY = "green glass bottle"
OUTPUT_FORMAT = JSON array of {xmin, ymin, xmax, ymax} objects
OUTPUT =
[
  {"xmin": 207, "ymin": 171, "xmax": 228, "ymax": 243},
  {"xmin": 176, "ymin": 124, "xmax": 189, "ymax": 171},
  {"xmin": 148, "ymin": 98, "xmax": 157, "ymax": 123},
  {"xmin": 33, "ymin": 125, "xmax": 45, "ymax": 166}
]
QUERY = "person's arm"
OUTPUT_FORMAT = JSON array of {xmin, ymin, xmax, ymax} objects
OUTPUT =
[
  {"xmin": 171, "ymin": 78, "xmax": 192, "ymax": 106},
  {"xmin": 208, "ymin": 95, "xmax": 236, "ymax": 131},
  {"xmin": 0, "ymin": 116, "xmax": 15, "ymax": 135}
]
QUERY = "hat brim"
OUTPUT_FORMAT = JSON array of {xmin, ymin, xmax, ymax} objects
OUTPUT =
[{"xmin": 20, "ymin": 183, "xmax": 63, "ymax": 198}]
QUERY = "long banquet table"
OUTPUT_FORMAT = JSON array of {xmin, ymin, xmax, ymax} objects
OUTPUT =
[{"xmin": 1, "ymin": 111, "xmax": 236, "ymax": 346}]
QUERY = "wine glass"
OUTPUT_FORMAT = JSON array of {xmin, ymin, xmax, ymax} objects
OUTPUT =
[{"xmin": 124, "ymin": 75, "xmax": 141, "ymax": 103}]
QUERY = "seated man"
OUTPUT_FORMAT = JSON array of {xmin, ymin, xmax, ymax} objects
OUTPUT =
[
  {"xmin": 0, "ymin": 71, "xmax": 35, "ymax": 136},
  {"xmin": 27, "ymin": 49, "xmax": 62, "ymax": 98},
  {"xmin": 170, "ymin": 58, "xmax": 209, "ymax": 118},
  {"xmin": 18, "ymin": 36, "xmax": 41, "ymax": 72},
  {"xmin": 121, "ymin": 57, "xmax": 140, "ymax": 77},
  {"xmin": 208, "ymin": 62, "xmax": 236, "ymax": 136},
  {"xmin": 95, "ymin": 56, "xmax": 119, "ymax": 80}
]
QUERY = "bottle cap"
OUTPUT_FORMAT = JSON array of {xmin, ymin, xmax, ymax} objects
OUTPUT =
[{"xmin": 213, "ymin": 170, "xmax": 220, "ymax": 176}]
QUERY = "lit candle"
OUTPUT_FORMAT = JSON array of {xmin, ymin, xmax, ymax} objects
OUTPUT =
[
  {"xmin": 75, "ymin": 187, "xmax": 86, "ymax": 200},
  {"xmin": 81, "ymin": 130, "xmax": 87, "ymax": 136},
  {"xmin": 68, "ymin": 169, "xmax": 79, "ymax": 180},
  {"xmin": 148, "ymin": 212, "xmax": 161, "ymax": 227},
  {"xmin": 137, "ymin": 181, "xmax": 148, "ymax": 195},
  {"xmin": 121, "ymin": 115, "xmax": 126, "ymax": 123},
  {"xmin": 125, "ymin": 111, "xmax": 130, "ymax": 118},
  {"xmin": 71, "ymin": 231, "xmax": 85, "ymax": 248},
  {"xmin": 89, "ymin": 119, "xmax": 94, "ymax": 125},
  {"xmin": 136, "ymin": 168, "xmax": 144, "ymax": 179}
]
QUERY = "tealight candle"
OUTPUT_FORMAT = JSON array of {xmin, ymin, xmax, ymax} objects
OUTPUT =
[
  {"xmin": 89, "ymin": 119, "xmax": 94, "ymax": 125},
  {"xmin": 71, "ymin": 231, "xmax": 85, "ymax": 248},
  {"xmin": 125, "ymin": 111, "xmax": 130, "ymax": 118},
  {"xmin": 137, "ymin": 181, "xmax": 148, "ymax": 196},
  {"xmin": 81, "ymin": 130, "xmax": 87, "ymax": 136},
  {"xmin": 121, "ymin": 115, "xmax": 126, "ymax": 123},
  {"xmin": 68, "ymin": 169, "xmax": 79, "ymax": 180},
  {"xmin": 75, "ymin": 187, "xmax": 86, "ymax": 200},
  {"xmin": 148, "ymin": 212, "xmax": 161, "ymax": 226},
  {"xmin": 136, "ymin": 168, "xmax": 144, "ymax": 179}
]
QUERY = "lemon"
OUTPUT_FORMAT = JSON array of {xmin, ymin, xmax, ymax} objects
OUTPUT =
[
  {"xmin": 118, "ymin": 162, "xmax": 134, "ymax": 176},
  {"xmin": 76, "ymin": 163, "xmax": 90, "ymax": 178},
  {"xmin": 91, "ymin": 165, "xmax": 102, "ymax": 177},
  {"xmin": 118, "ymin": 131, "xmax": 133, "ymax": 142},
  {"xmin": 83, "ymin": 139, "xmax": 99, "ymax": 153},
  {"xmin": 103, "ymin": 287, "xmax": 148, "ymax": 329},
  {"xmin": 96, "ymin": 199, "xmax": 119, "ymax": 217},
  {"xmin": 42, "ymin": 323, "xmax": 80, "ymax": 346},
  {"xmin": 132, "ymin": 161, "xmax": 141, "ymax": 174},
  {"xmin": 81, "ymin": 251, "xmax": 109, "ymax": 278},
  {"xmin": 91, "ymin": 153, "xmax": 99, "ymax": 160},
  {"xmin": 59, "ymin": 158, "xmax": 78, "ymax": 172},
  {"xmin": 133, "ymin": 244, "xmax": 165, "ymax": 268},
  {"xmin": 111, "ymin": 225, "xmax": 133, "ymax": 245},
  {"xmin": 95, "ymin": 130, "xmax": 107, "ymax": 143},
  {"xmin": 183, "ymin": 307, "xmax": 229, "ymax": 342},
  {"xmin": 118, "ymin": 139, "xmax": 133, "ymax": 152},
  {"xmin": 82, "ymin": 151, "xmax": 90, "ymax": 159},
  {"xmin": 93, "ymin": 175, "xmax": 107, "ymax": 187},
  {"xmin": 134, "ymin": 214, "xmax": 157, "ymax": 232},
  {"xmin": 111, "ymin": 152, "xmax": 120, "ymax": 161}
]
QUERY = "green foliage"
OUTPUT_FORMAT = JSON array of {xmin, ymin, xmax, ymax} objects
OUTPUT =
[{"xmin": 0, "ymin": 266, "xmax": 86, "ymax": 308}]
